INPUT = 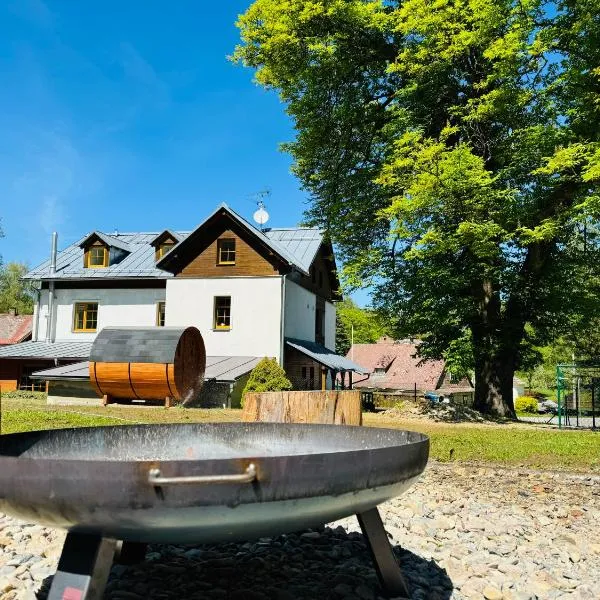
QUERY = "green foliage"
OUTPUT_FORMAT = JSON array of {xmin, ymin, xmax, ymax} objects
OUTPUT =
[
  {"xmin": 234, "ymin": 0, "xmax": 600, "ymax": 416},
  {"xmin": 335, "ymin": 298, "xmax": 389, "ymax": 355},
  {"xmin": 0, "ymin": 262, "xmax": 35, "ymax": 315},
  {"xmin": 241, "ymin": 358, "xmax": 293, "ymax": 403},
  {"xmin": 515, "ymin": 396, "xmax": 538, "ymax": 414}
]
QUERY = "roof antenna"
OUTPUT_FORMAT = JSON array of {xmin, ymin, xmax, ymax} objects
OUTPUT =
[{"xmin": 251, "ymin": 190, "xmax": 271, "ymax": 231}]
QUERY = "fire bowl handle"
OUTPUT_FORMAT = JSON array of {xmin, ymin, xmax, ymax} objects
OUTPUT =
[{"xmin": 148, "ymin": 463, "xmax": 257, "ymax": 486}]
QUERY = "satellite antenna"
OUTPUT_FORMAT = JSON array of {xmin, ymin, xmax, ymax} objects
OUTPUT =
[{"xmin": 252, "ymin": 190, "xmax": 270, "ymax": 231}]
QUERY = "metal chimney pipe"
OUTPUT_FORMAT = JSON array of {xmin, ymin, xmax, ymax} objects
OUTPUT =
[
  {"xmin": 49, "ymin": 232, "xmax": 58, "ymax": 276},
  {"xmin": 45, "ymin": 232, "xmax": 58, "ymax": 343}
]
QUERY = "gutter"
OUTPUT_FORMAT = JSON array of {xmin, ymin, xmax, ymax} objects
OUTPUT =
[
  {"xmin": 33, "ymin": 287, "xmax": 41, "ymax": 342},
  {"xmin": 45, "ymin": 232, "xmax": 58, "ymax": 344},
  {"xmin": 279, "ymin": 274, "xmax": 286, "ymax": 366}
]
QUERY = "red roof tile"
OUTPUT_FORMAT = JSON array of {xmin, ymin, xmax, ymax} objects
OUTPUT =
[
  {"xmin": 0, "ymin": 314, "xmax": 33, "ymax": 345},
  {"xmin": 347, "ymin": 339, "xmax": 472, "ymax": 392}
]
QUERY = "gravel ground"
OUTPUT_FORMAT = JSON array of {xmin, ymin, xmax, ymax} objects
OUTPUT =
[{"xmin": 1, "ymin": 463, "xmax": 599, "ymax": 600}]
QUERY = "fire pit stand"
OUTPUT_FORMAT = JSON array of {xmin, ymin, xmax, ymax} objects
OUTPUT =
[
  {"xmin": 1, "ymin": 422, "xmax": 427, "ymax": 600},
  {"xmin": 47, "ymin": 507, "xmax": 409, "ymax": 600}
]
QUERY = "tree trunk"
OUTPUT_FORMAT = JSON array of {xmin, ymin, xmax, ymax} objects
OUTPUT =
[{"xmin": 472, "ymin": 352, "xmax": 516, "ymax": 418}]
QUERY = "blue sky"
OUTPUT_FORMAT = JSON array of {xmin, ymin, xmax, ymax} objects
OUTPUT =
[{"xmin": 0, "ymin": 1, "xmax": 370, "ymax": 305}]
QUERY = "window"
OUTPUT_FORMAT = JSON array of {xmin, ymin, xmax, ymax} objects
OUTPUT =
[
  {"xmin": 157, "ymin": 243, "xmax": 175, "ymax": 260},
  {"xmin": 214, "ymin": 296, "xmax": 231, "ymax": 330},
  {"xmin": 73, "ymin": 302, "xmax": 98, "ymax": 332},
  {"xmin": 157, "ymin": 301, "xmax": 166, "ymax": 326},
  {"xmin": 217, "ymin": 239, "xmax": 236, "ymax": 265},
  {"xmin": 86, "ymin": 246, "xmax": 108, "ymax": 268}
]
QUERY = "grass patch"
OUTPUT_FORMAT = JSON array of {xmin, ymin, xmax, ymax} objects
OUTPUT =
[
  {"xmin": 364, "ymin": 414, "xmax": 600, "ymax": 472},
  {"xmin": 2, "ymin": 409, "xmax": 122, "ymax": 434},
  {"xmin": 1, "ymin": 396, "xmax": 598, "ymax": 472}
]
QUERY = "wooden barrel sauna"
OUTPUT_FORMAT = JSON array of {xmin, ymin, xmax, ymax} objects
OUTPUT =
[{"xmin": 89, "ymin": 326, "xmax": 206, "ymax": 406}]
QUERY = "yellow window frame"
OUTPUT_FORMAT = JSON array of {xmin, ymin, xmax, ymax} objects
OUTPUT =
[
  {"xmin": 73, "ymin": 302, "xmax": 98, "ymax": 332},
  {"xmin": 157, "ymin": 243, "xmax": 175, "ymax": 260},
  {"xmin": 85, "ymin": 245, "xmax": 108, "ymax": 268},
  {"xmin": 217, "ymin": 238, "xmax": 236, "ymax": 265},
  {"xmin": 156, "ymin": 301, "xmax": 166, "ymax": 326},
  {"xmin": 213, "ymin": 296, "xmax": 231, "ymax": 330}
]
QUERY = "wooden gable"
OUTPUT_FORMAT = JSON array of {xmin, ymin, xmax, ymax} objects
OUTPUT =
[{"xmin": 172, "ymin": 216, "xmax": 286, "ymax": 278}]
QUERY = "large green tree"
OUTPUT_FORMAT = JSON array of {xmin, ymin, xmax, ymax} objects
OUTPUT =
[
  {"xmin": 335, "ymin": 298, "xmax": 389, "ymax": 355},
  {"xmin": 235, "ymin": 0, "xmax": 600, "ymax": 416},
  {"xmin": 0, "ymin": 262, "xmax": 35, "ymax": 315}
]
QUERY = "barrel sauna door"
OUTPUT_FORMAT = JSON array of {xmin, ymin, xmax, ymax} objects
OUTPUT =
[{"xmin": 173, "ymin": 327, "xmax": 205, "ymax": 402}]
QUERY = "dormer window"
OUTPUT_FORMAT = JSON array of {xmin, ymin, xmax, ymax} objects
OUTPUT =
[
  {"xmin": 217, "ymin": 239, "xmax": 236, "ymax": 265},
  {"xmin": 85, "ymin": 244, "xmax": 108, "ymax": 268},
  {"xmin": 157, "ymin": 242, "xmax": 175, "ymax": 260},
  {"xmin": 151, "ymin": 230, "xmax": 180, "ymax": 263},
  {"xmin": 80, "ymin": 231, "xmax": 130, "ymax": 269}
]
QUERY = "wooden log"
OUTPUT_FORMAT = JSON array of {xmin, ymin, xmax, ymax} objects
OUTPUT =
[{"xmin": 242, "ymin": 390, "xmax": 362, "ymax": 426}]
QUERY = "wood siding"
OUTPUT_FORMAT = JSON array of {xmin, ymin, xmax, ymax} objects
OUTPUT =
[
  {"xmin": 0, "ymin": 359, "xmax": 20, "ymax": 392},
  {"xmin": 177, "ymin": 229, "xmax": 280, "ymax": 278},
  {"xmin": 284, "ymin": 345, "xmax": 324, "ymax": 391}
]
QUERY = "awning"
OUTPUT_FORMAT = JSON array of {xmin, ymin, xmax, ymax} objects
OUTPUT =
[
  {"xmin": 32, "ymin": 356, "xmax": 263, "ymax": 384},
  {"xmin": 285, "ymin": 338, "xmax": 370, "ymax": 374},
  {"xmin": 0, "ymin": 341, "xmax": 93, "ymax": 360}
]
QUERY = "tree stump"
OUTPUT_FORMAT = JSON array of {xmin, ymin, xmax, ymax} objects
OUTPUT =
[{"xmin": 242, "ymin": 390, "xmax": 362, "ymax": 426}]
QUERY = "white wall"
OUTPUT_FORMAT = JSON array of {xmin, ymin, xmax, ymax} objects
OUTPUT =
[
  {"xmin": 166, "ymin": 277, "xmax": 283, "ymax": 359},
  {"xmin": 37, "ymin": 287, "xmax": 166, "ymax": 342},
  {"xmin": 324, "ymin": 301, "xmax": 336, "ymax": 351},
  {"xmin": 284, "ymin": 279, "xmax": 316, "ymax": 342}
]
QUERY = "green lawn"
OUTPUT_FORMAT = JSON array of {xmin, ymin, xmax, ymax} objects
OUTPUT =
[{"xmin": 1, "ymin": 396, "xmax": 598, "ymax": 473}]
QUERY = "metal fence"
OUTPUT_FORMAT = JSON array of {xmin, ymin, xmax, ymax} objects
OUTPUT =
[{"xmin": 556, "ymin": 363, "xmax": 600, "ymax": 429}]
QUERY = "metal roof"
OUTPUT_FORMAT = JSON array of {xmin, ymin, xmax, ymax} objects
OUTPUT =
[
  {"xmin": 0, "ymin": 341, "xmax": 93, "ymax": 360},
  {"xmin": 25, "ymin": 232, "xmax": 189, "ymax": 281},
  {"xmin": 266, "ymin": 228, "xmax": 324, "ymax": 274},
  {"xmin": 79, "ymin": 231, "xmax": 131, "ymax": 252},
  {"xmin": 204, "ymin": 356, "xmax": 262, "ymax": 383},
  {"xmin": 32, "ymin": 355, "xmax": 262, "ymax": 383},
  {"xmin": 286, "ymin": 338, "xmax": 370, "ymax": 374},
  {"xmin": 31, "ymin": 361, "xmax": 91, "ymax": 380},
  {"xmin": 25, "ymin": 204, "xmax": 323, "ymax": 281},
  {"xmin": 89, "ymin": 326, "xmax": 198, "ymax": 364}
]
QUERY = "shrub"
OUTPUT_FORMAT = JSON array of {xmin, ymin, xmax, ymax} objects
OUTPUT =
[
  {"xmin": 241, "ymin": 358, "xmax": 293, "ymax": 406},
  {"xmin": 515, "ymin": 395, "xmax": 538, "ymax": 414}
]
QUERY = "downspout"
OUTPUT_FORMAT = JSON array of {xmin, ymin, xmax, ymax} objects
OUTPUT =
[
  {"xmin": 45, "ymin": 232, "xmax": 57, "ymax": 344},
  {"xmin": 33, "ymin": 288, "xmax": 41, "ymax": 342},
  {"xmin": 279, "ymin": 274, "xmax": 287, "ymax": 366}
]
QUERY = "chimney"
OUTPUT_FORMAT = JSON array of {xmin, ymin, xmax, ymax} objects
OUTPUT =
[
  {"xmin": 49, "ymin": 232, "xmax": 58, "ymax": 276},
  {"xmin": 45, "ymin": 232, "xmax": 58, "ymax": 343}
]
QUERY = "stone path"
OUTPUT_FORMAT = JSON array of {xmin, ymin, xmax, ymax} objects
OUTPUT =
[{"xmin": 1, "ymin": 463, "xmax": 598, "ymax": 600}]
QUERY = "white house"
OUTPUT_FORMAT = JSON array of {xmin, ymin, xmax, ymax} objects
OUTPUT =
[{"xmin": 0, "ymin": 204, "xmax": 366, "ymax": 405}]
